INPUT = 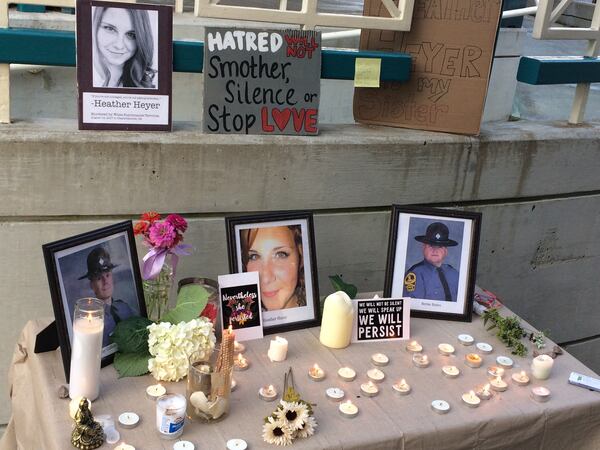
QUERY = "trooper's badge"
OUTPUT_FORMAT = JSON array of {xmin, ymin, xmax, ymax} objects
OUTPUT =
[{"xmin": 404, "ymin": 272, "xmax": 416, "ymax": 292}]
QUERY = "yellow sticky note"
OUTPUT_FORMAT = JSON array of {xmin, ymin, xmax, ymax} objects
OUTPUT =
[{"xmin": 354, "ymin": 58, "xmax": 381, "ymax": 88}]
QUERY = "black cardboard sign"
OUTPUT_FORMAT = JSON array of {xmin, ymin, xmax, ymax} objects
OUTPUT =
[{"xmin": 352, "ymin": 297, "xmax": 410, "ymax": 342}]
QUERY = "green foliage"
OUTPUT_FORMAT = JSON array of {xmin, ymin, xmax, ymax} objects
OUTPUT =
[
  {"xmin": 110, "ymin": 316, "xmax": 153, "ymax": 354},
  {"xmin": 482, "ymin": 308, "xmax": 538, "ymax": 357},
  {"xmin": 113, "ymin": 351, "xmax": 151, "ymax": 378},
  {"xmin": 161, "ymin": 284, "xmax": 210, "ymax": 324},
  {"xmin": 328, "ymin": 275, "xmax": 358, "ymax": 299}
]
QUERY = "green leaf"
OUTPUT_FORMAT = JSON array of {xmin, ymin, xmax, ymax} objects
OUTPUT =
[
  {"xmin": 161, "ymin": 284, "xmax": 210, "ymax": 324},
  {"xmin": 110, "ymin": 316, "xmax": 153, "ymax": 353},
  {"xmin": 328, "ymin": 275, "xmax": 358, "ymax": 299},
  {"xmin": 113, "ymin": 351, "xmax": 150, "ymax": 378}
]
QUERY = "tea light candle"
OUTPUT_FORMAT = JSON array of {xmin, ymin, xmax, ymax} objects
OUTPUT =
[
  {"xmin": 258, "ymin": 385, "xmax": 278, "ymax": 402},
  {"xmin": 465, "ymin": 353, "xmax": 483, "ymax": 368},
  {"xmin": 326, "ymin": 387, "xmax": 345, "ymax": 402},
  {"xmin": 173, "ymin": 441, "xmax": 195, "ymax": 450},
  {"xmin": 442, "ymin": 365, "xmax": 460, "ymax": 378},
  {"xmin": 531, "ymin": 354, "xmax": 554, "ymax": 380},
  {"xmin": 458, "ymin": 334, "xmax": 474, "ymax": 346},
  {"xmin": 337, "ymin": 367, "xmax": 356, "ymax": 382},
  {"xmin": 476, "ymin": 383, "xmax": 493, "ymax": 400},
  {"xmin": 490, "ymin": 375, "xmax": 508, "ymax": 392},
  {"xmin": 431, "ymin": 400, "xmax": 450, "ymax": 414},
  {"xmin": 531, "ymin": 386, "xmax": 551, "ymax": 402},
  {"xmin": 339, "ymin": 400, "xmax": 359, "ymax": 418},
  {"xmin": 308, "ymin": 364, "xmax": 325, "ymax": 381},
  {"xmin": 412, "ymin": 353, "xmax": 430, "ymax": 368},
  {"xmin": 496, "ymin": 356, "xmax": 514, "ymax": 369},
  {"xmin": 371, "ymin": 352, "xmax": 390, "ymax": 366},
  {"xmin": 461, "ymin": 390, "xmax": 481, "ymax": 408},
  {"xmin": 267, "ymin": 336, "xmax": 288, "ymax": 362},
  {"xmin": 438, "ymin": 343, "xmax": 455, "ymax": 356},
  {"xmin": 233, "ymin": 341, "xmax": 245, "ymax": 354},
  {"xmin": 360, "ymin": 380, "xmax": 379, "ymax": 397},
  {"xmin": 367, "ymin": 368, "xmax": 385, "ymax": 383},
  {"xmin": 392, "ymin": 379, "xmax": 411, "ymax": 395},
  {"xmin": 487, "ymin": 366, "xmax": 505, "ymax": 378},
  {"xmin": 114, "ymin": 444, "xmax": 135, "ymax": 450},
  {"xmin": 146, "ymin": 384, "xmax": 166, "ymax": 401},
  {"xmin": 512, "ymin": 371, "xmax": 530, "ymax": 386},
  {"xmin": 234, "ymin": 353, "xmax": 250, "ymax": 371},
  {"xmin": 476, "ymin": 342, "xmax": 493, "ymax": 354},
  {"xmin": 69, "ymin": 397, "xmax": 91, "ymax": 420},
  {"xmin": 118, "ymin": 412, "xmax": 140, "ymax": 429},
  {"xmin": 226, "ymin": 439, "xmax": 248, "ymax": 450},
  {"xmin": 231, "ymin": 378, "xmax": 238, "ymax": 392},
  {"xmin": 406, "ymin": 340, "xmax": 423, "ymax": 353}
]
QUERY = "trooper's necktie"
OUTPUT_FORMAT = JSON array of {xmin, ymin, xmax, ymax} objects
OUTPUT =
[{"xmin": 436, "ymin": 267, "xmax": 452, "ymax": 302}]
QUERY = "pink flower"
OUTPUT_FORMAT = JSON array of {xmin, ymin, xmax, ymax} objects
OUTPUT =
[
  {"xmin": 166, "ymin": 214, "xmax": 188, "ymax": 233},
  {"xmin": 149, "ymin": 221, "xmax": 176, "ymax": 249}
]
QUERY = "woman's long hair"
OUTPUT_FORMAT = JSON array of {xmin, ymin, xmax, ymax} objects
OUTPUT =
[{"xmin": 93, "ymin": 7, "xmax": 156, "ymax": 88}]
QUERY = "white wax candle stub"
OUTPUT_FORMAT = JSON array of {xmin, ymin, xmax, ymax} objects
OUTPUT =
[
  {"xmin": 118, "ymin": 412, "xmax": 140, "ymax": 429},
  {"xmin": 512, "ymin": 371, "xmax": 530, "ymax": 386},
  {"xmin": 114, "ymin": 444, "xmax": 135, "ymax": 450},
  {"xmin": 367, "ymin": 368, "xmax": 385, "ymax": 383},
  {"xmin": 496, "ymin": 356, "xmax": 514, "ymax": 369},
  {"xmin": 431, "ymin": 400, "xmax": 450, "ymax": 414},
  {"xmin": 339, "ymin": 400, "xmax": 359, "ymax": 418},
  {"xmin": 258, "ymin": 385, "xmax": 278, "ymax": 402},
  {"xmin": 531, "ymin": 386, "xmax": 551, "ymax": 402},
  {"xmin": 319, "ymin": 291, "xmax": 354, "ymax": 349},
  {"xmin": 308, "ymin": 364, "xmax": 325, "ymax": 381},
  {"xmin": 173, "ymin": 441, "xmax": 195, "ymax": 450},
  {"xmin": 406, "ymin": 340, "xmax": 423, "ymax": 353},
  {"xmin": 438, "ymin": 343, "xmax": 455, "ymax": 356},
  {"xmin": 226, "ymin": 439, "xmax": 248, "ymax": 450},
  {"xmin": 531, "ymin": 354, "xmax": 554, "ymax": 380},
  {"xmin": 267, "ymin": 336, "xmax": 288, "ymax": 362},
  {"xmin": 146, "ymin": 384, "xmax": 167, "ymax": 400},
  {"xmin": 461, "ymin": 390, "xmax": 481, "ymax": 408},
  {"xmin": 458, "ymin": 334, "xmax": 474, "ymax": 346},
  {"xmin": 412, "ymin": 353, "xmax": 430, "ymax": 368},
  {"xmin": 392, "ymin": 379, "xmax": 411, "ymax": 395},
  {"xmin": 476, "ymin": 342, "xmax": 493, "ymax": 354},
  {"xmin": 442, "ymin": 365, "xmax": 460, "ymax": 378},
  {"xmin": 326, "ymin": 387, "xmax": 345, "ymax": 401},
  {"xmin": 360, "ymin": 381, "xmax": 379, "ymax": 397},
  {"xmin": 371, "ymin": 352, "xmax": 390, "ymax": 366},
  {"xmin": 69, "ymin": 397, "xmax": 91, "ymax": 420},
  {"xmin": 338, "ymin": 367, "xmax": 356, "ymax": 382}
]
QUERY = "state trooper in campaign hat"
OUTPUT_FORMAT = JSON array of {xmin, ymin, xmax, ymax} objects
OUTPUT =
[
  {"xmin": 403, "ymin": 222, "xmax": 460, "ymax": 302},
  {"xmin": 78, "ymin": 247, "xmax": 119, "ymax": 280}
]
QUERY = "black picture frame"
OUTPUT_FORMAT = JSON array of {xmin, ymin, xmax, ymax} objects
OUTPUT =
[
  {"xmin": 384, "ymin": 206, "xmax": 482, "ymax": 322},
  {"xmin": 225, "ymin": 211, "xmax": 320, "ymax": 335},
  {"xmin": 42, "ymin": 221, "xmax": 146, "ymax": 381}
]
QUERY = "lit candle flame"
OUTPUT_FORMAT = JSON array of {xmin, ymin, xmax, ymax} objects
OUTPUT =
[
  {"xmin": 368, "ymin": 380, "xmax": 375, "ymax": 388},
  {"xmin": 469, "ymin": 390, "xmax": 476, "ymax": 398},
  {"xmin": 520, "ymin": 370, "xmax": 527, "ymax": 379},
  {"xmin": 422, "ymin": 355, "xmax": 428, "ymax": 362},
  {"xmin": 268, "ymin": 384, "xmax": 274, "ymax": 392},
  {"xmin": 228, "ymin": 325, "xmax": 233, "ymax": 334},
  {"xmin": 313, "ymin": 363, "xmax": 320, "ymax": 370},
  {"xmin": 495, "ymin": 375, "xmax": 501, "ymax": 383},
  {"xmin": 400, "ymin": 378, "xmax": 406, "ymax": 385},
  {"xmin": 411, "ymin": 341, "xmax": 417, "ymax": 346}
]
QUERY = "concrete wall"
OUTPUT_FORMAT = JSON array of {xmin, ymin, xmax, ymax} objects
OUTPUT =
[{"xmin": 1, "ymin": 118, "xmax": 600, "ymax": 424}]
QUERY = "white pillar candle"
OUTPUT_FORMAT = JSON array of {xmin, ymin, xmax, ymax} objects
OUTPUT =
[
  {"xmin": 319, "ymin": 291, "xmax": 354, "ymax": 349},
  {"xmin": 531, "ymin": 355, "xmax": 554, "ymax": 380},
  {"xmin": 69, "ymin": 299, "xmax": 104, "ymax": 401},
  {"xmin": 267, "ymin": 336, "xmax": 288, "ymax": 362}
]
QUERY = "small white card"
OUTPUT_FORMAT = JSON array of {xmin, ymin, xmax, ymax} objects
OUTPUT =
[
  {"xmin": 218, "ymin": 272, "xmax": 264, "ymax": 342},
  {"xmin": 351, "ymin": 297, "xmax": 410, "ymax": 343}
]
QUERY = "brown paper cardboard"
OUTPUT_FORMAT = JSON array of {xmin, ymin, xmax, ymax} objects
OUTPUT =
[{"xmin": 354, "ymin": 0, "xmax": 503, "ymax": 135}]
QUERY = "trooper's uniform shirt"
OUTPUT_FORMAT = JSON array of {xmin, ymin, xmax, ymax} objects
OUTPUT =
[
  {"xmin": 403, "ymin": 260, "xmax": 459, "ymax": 302},
  {"xmin": 102, "ymin": 299, "xmax": 135, "ymax": 346}
]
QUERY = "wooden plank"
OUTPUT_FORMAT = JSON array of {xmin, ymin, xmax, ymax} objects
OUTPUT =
[
  {"xmin": 0, "ymin": 28, "xmax": 411, "ymax": 80},
  {"xmin": 517, "ymin": 56, "xmax": 600, "ymax": 85}
]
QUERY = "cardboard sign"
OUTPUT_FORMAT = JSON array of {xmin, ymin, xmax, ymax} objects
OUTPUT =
[
  {"xmin": 218, "ymin": 272, "xmax": 263, "ymax": 341},
  {"xmin": 353, "ymin": 0, "xmax": 503, "ymax": 135},
  {"xmin": 352, "ymin": 297, "xmax": 410, "ymax": 343},
  {"xmin": 76, "ymin": 0, "xmax": 173, "ymax": 131},
  {"xmin": 203, "ymin": 27, "xmax": 321, "ymax": 135}
]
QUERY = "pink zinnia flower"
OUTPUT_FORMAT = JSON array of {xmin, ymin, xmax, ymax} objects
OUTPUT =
[
  {"xmin": 149, "ymin": 221, "xmax": 176, "ymax": 249},
  {"xmin": 166, "ymin": 214, "xmax": 188, "ymax": 233}
]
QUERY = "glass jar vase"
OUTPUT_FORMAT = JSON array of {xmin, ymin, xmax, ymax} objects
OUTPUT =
[
  {"xmin": 143, "ymin": 260, "xmax": 174, "ymax": 322},
  {"xmin": 186, "ymin": 352, "xmax": 232, "ymax": 422}
]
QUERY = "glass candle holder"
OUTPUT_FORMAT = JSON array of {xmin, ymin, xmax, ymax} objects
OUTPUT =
[
  {"xmin": 69, "ymin": 298, "xmax": 104, "ymax": 401},
  {"xmin": 186, "ymin": 352, "xmax": 232, "ymax": 422}
]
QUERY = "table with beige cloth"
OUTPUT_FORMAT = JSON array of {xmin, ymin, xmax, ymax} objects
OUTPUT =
[{"xmin": 2, "ymin": 310, "xmax": 600, "ymax": 450}]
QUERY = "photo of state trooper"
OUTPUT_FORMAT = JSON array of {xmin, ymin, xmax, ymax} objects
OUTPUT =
[{"xmin": 403, "ymin": 222, "xmax": 459, "ymax": 302}]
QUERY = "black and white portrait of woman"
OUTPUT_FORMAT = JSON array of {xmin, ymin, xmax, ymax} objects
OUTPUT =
[{"xmin": 92, "ymin": 6, "xmax": 159, "ymax": 89}]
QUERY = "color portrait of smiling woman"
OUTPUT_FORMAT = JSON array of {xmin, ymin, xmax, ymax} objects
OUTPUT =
[
  {"xmin": 240, "ymin": 226, "xmax": 306, "ymax": 311},
  {"xmin": 92, "ymin": 7, "xmax": 156, "ymax": 88}
]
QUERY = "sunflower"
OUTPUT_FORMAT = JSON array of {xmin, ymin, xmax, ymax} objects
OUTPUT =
[
  {"xmin": 262, "ymin": 417, "xmax": 293, "ymax": 446},
  {"xmin": 275, "ymin": 401, "xmax": 310, "ymax": 431},
  {"xmin": 295, "ymin": 414, "xmax": 318, "ymax": 438}
]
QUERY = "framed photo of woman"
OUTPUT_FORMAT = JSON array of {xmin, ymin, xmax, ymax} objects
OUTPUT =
[
  {"xmin": 42, "ymin": 221, "xmax": 146, "ymax": 381},
  {"xmin": 383, "ymin": 206, "xmax": 482, "ymax": 322},
  {"xmin": 226, "ymin": 211, "xmax": 320, "ymax": 334},
  {"xmin": 76, "ymin": 0, "xmax": 173, "ymax": 131}
]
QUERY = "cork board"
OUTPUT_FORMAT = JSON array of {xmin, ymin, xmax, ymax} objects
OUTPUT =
[{"xmin": 353, "ymin": 0, "xmax": 503, "ymax": 135}]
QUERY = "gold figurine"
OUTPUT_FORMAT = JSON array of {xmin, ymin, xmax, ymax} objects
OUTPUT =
[{"xmin": 71, "ymin": 397, "xmax": 104, "ymax": 450}]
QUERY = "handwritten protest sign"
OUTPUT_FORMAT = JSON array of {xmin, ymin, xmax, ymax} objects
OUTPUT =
[
  {"xmin": 354, "ymin": 0, "xmax": 503, "ymax": 135},
  {"xmin": 352, "ymin": 297, "xmax": 410, "ymax": 343},
  {"xmin": 203, "ymin": 28, "xmax": 321, "ymax": 135}
]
